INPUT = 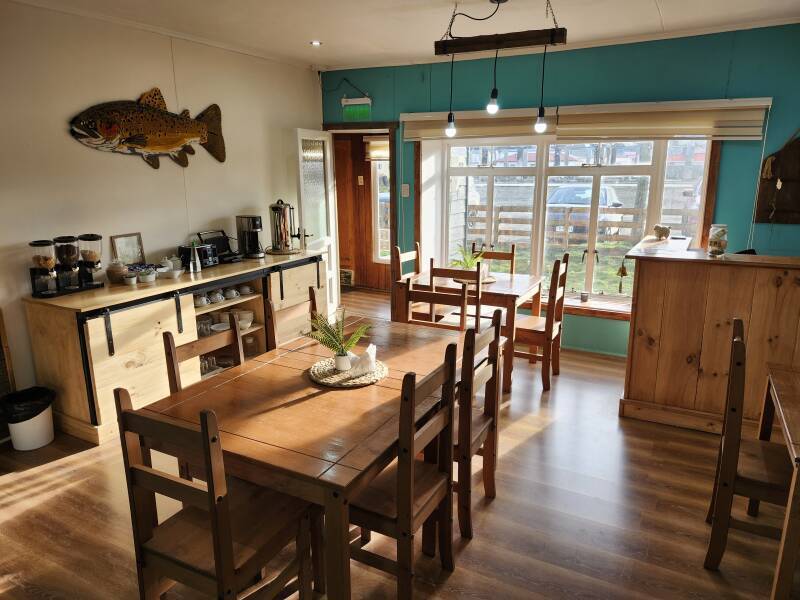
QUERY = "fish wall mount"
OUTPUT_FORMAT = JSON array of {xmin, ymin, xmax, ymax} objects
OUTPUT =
[{"xmin": 69, "ymin": 87, "xmax": 225, "ymax": 169}]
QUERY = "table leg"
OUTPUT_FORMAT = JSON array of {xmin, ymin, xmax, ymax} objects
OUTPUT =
[
  {"xmin": 324, "ymin": 491, "xmax": 351, "ymax": 600},
  {"xmin": 502, "ymin": 299, "xmax": 516, "ymax": 394},
  {"xmin": 772, "ymin": 466, "xmax": 800, "ymax": 600}
]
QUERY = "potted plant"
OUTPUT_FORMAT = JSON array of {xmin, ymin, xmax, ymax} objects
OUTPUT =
[
  {"xmin": 450, "ymin": 244, "xmax": 490, "ymax": 283},
  {"xmin": 306, "ymin": 310, "xmax": 371, "ymax": 371}
]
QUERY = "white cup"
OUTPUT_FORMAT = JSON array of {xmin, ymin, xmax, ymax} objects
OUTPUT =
[
  {"xmin": 194, "ymin": 294, "xmax": 210, "ymax": 307},
  {"xmin": 224, "ymin": 288, "xmax": 240, "ymax": 299}
]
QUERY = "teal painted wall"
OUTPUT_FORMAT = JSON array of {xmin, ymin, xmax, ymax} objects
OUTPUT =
[{"xmin": 321, "ymin": 24, "xmax": 800, "ymax": 355}]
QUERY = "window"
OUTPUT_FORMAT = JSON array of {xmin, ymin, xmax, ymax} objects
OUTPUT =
[
  {"xmin": 371, "ymin": 160, "xmax": 391, "ymax": 263},
  {"xmin": 447, "ymin": 142, "xmax": 537, "ymax": 274},
  {"xmin": 442, "ymin": 136, "xmax": 712, "ymax": 302}
]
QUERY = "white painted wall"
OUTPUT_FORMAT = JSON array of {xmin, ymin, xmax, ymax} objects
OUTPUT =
[
  {"xmin": 420, "ymin": 140, "xmax": 445, "ymax": 266},
  {"xmin": 0, "ymin": 0, "xmax": 322, "ymax": 388}
]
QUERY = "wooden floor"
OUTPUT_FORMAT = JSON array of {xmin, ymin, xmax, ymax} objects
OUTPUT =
[{"xmin": 0, "ymin": 288, "xmax": 790, "ymax": 599}]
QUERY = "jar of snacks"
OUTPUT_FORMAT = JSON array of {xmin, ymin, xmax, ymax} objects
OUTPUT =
[
  {"xmin": 77, "ymin": 233, "xmax": 102, "ymax": 265},
  {"xmin": 53, "ymin": 236, "xmax": 80, "ymax": 268},
  {"xmin": 30, "ymin": 240, "xmax": 56, "ymax": 272},
  {"xmin": 708, "ymin": 224, "xmax": 728, "ymax": 256},
  {"xmin": 106, "ymin": 259, "xmax": 128, "ymax": 284}
]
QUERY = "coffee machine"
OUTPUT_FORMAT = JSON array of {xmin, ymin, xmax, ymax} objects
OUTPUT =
[{"xmin": 235, "ymin": 215, "xmax": 265, "ymax": 259}]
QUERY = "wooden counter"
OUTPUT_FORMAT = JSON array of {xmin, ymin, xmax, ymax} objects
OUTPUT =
[
  {"xmin": 23, "ymin": 252, "xmax": 326, "ymax": 445},
  {"xmin": 620, "ymin": 237, "xmax": 800, "ymax": 433}
]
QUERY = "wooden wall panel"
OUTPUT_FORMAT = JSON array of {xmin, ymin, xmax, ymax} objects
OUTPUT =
[
  {"xmin": 627, "ymin": 260, "xmax": 667, "ymax": 403},
  {"xmin": 694, "ymin": 266, "xmax": 756, "ymax": 414},
  {"xmin": 745, "ymin": 268, "xmax": 800, "ymax": 418},
  {"xmin": 653, "ymin": 262, "xmax": 709, "ymax": 408},
  {"xmin": 333, "ymin": 133, "xmax": 391, "ymax": 291}
]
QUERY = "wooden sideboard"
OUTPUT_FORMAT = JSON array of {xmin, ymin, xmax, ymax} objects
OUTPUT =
[
  {"xmin": 620, "ymin": 237, "xmax": 800, "ymax": 433},
  {"xmin": 23, "ymin": 253, "xmax": 326, "ymax": 445}
]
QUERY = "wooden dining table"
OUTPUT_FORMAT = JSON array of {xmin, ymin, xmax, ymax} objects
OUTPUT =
[
  {"xmin": 758, "ymin": 364, "xmax": 800, "ymax": 599},
  {"xmin": 140, "ymin": 316, "xmax": 463, "ymax": 600},
  {"xmin": 393, "ymin": 270, "xmax": 543, "ymax": 394}
]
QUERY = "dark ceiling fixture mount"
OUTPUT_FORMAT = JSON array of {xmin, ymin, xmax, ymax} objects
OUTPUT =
[{"xmin": 434, "ymin": 0, "xmax": 567, "ymax": 56}]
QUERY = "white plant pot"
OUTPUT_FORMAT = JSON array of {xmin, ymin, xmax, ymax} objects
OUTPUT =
[{"xmin": 334, "ymin": 354, "xmax": 351, "ymax": 372}]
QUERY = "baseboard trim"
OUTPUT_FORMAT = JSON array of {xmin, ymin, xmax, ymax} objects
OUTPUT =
[
  {"xmin": 53, "ymin": 410, "xmax": 117, "ymax": 445},
  {"xmin": 618, "ymin": 398, "xmax": 761, "ymax": 435}
]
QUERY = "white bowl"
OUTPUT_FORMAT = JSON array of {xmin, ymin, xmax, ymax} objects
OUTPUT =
[
  {"xmin": 138, "ymin": 271, "xmax": 156, "ymax": 283},
  {"xmin": 210, "ymin": 322, "xmax": 231, "ymax": 332},
  {"xmin": 232, "ymin": 309, "xmax": 255, "ymax": 321},
  {"xmin": 238, "ymin": 318, "xmax": 254, "ymax": 330},
  {"xmin": 159, "ymin": 268, "xmax": 185, "ymax": 279},
  {"xmin": 123, "ymin": 276, "xmax": 137, "ymax": 287}
]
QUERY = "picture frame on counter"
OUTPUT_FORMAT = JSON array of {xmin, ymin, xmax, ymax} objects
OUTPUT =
[{"xmin": 110, "ymin": 232, "xmax": 145, "ymax": 265}]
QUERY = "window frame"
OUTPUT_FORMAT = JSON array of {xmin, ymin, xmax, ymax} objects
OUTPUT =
[
  {"xmin": 371, "ymin": 159, "xmax": 391, "ymax": 264},
  {"xmin": 440, "ymin": 136, "xmax": 712, "ymax": 303}
]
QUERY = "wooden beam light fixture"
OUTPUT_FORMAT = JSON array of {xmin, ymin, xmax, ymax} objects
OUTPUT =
[{"xmin": 435, "ymin": 27, "xmax": 566, "ymax": 56}]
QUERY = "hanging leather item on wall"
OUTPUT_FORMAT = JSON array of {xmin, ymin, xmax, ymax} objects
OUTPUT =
[{"xmin": 755, "ymin": 127, "xmax": 800, "ymax": 223}]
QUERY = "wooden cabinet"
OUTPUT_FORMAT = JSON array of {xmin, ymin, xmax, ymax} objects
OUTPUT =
[
  {"xmin": 621, "ymin": 239, "xmax": 800, "ymax": 433},
  {"xmin": 269, "ymin": 261, "xmax": 327, "ymax": 344}
]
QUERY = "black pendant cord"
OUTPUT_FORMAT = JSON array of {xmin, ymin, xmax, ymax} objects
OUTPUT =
[
  {"xmin": 442, "ymin": 1, "xmax": 502, "ymax": 40},
  {"xmin": 539, "ymin": 44, "xmax": 548, "ymax": 107},
  {"xmin": 449, "ymin": 54, "xmax": 455, "ymax": 113},
  {"xmin": 492, "ymin": 47, "xmax": 499, "ymax": 90}
]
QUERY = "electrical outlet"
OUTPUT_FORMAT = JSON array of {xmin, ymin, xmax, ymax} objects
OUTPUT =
[
  {"xmin": 358, "ymin": 175, "xmax": 364, "ymax": 186},
  {"xmin": 401, "ymin": 183, "xmax": 410, "ymax": 198}
]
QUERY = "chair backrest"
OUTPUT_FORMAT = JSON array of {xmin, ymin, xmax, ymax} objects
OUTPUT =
[
  {"xmin": 164, "ymin": 312, "xmax": 245, "ymax": 393},
  {"xmin": 265, "ymin": 285, "xmax": 320, "ymax": 347},
  {"xmin": 114, "ymin": 388, "xmax": 236, "ymax": 597},
  {"xmin": 397, "ymin": 343, "xmax": 457, "ymax": 534},
  {"xmin": 471, "ymin": 242, "xmax": 516, "ymax": 275},
  {"xmin": 405, "ymin": 278, "xmax": 469, "ymax": 331},
  {"xmin": 715, "ymin": 319, "xmax": 747, "ymax": 491},
  {"xmin": 545, "ymin": 253, "xmax": 569, "ymax": 338},
  {"xmin": 430, "ymin": 257, "xmax": 483, "ymax": 332},
  {"xmin": 459, "ymin": 309, "xmax": 502, "ymax": 453},
  {"xmin": 392, "ymin": 242, "xmax": 422, "ymax": 281}
]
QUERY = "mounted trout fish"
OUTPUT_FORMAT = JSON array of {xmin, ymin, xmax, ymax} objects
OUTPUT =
[{"xmin": 69, "ymin": 87, "xmax": 225, "ymax": 169}]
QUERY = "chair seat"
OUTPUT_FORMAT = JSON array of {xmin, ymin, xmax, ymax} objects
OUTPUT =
[
  {"xmin": 453, "ymin": 407, "xmax": 493, "ymax": 454},
  {"xmin": 143, "ymin": 477, "xmax": 308, "ymax": 577},
  {"xmin": 516, "ymin": 315, "xmax": 561, "ymax": 340},
  {"xmin": 456, "ymin": 306, "xmax": 507, "ymax": 321},
  {"xmin": 738, "ymin": 439, "xmax": 793, "ymax": 491},
  {"xmin": 350, "ymin": 458, "xmax": 448, "ymax": 522}
]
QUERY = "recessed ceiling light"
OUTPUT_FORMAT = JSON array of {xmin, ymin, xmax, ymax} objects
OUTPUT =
[{"xmin": 310, "ymin": 40, "xmax": 322, "ymax": 47}]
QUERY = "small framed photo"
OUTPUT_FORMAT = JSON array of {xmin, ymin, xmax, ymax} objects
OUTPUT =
[{"xmin": 111, "ymin": 232, "xmax": 145, "ymax": 265}]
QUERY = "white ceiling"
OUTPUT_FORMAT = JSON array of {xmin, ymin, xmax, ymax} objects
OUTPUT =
[{"xmin": 17, "ymin": 0, "xmax": 800, "ymax": 69}]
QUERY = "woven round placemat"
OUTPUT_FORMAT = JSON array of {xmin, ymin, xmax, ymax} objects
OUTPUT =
[
  {"xmin": 308, "ymin": 358, "xmax": 388, "ymax": 388},
  {"xmin": 452, "ymin": 275, "xmax": 496, "ymax": 285}
]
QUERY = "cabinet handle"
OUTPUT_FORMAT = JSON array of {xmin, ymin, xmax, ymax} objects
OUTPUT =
[
  {"xmin": 174, "ymin": 292, "xmax": 183, "ymax": 334},
  {"xmin": 103, "ymin": 308, "xmax": 115, "ymax": 356}
]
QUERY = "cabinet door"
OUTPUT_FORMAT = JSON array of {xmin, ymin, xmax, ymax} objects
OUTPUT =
[
  {"xmin": 269, "ymin": 261, "xmax": 328, "ymax": 344},
  {"xmin": 86, "ymin": 295, "xmax": 199, "ymax": 422},
  {"xmin": 653, "ymin": 262, "xmax": 709, "ymax": 408},
  {"xmin": 694, "ymin": 267, "xmax": 756, "ymax": 414},
  {"xmin": 627, "ymin": 260, "xmax": 667, "ymax": 403},
  {"xmin": 745, "ymin": 269, "xmax": 800, "ymax": 419}
]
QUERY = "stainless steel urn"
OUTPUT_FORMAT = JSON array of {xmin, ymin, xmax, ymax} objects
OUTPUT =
[{"xmin": 268, "ymin": 199, "xmax": 296, "ymax": 253}]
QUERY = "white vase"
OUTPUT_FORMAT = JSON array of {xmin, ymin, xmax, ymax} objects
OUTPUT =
[{"xmin": 334, "ymin": 354, "xmax": 351, "ymax": 372}]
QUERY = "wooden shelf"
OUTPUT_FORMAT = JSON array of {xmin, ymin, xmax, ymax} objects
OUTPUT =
[{"xmin": 195, "ymin": 293, "xmax": 261, "ymax": 316}]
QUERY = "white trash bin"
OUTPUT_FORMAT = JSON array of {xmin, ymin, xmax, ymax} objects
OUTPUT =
[{"xmin": 9, "ymin": 404, "xmax": 54, "ymax": 451}]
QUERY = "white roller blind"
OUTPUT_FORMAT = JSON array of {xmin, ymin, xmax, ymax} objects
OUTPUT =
[
  {"xmin": 364, "ymin": 136, "xmax": 390, "ymax": 160},
  {"xmin": 401, "ymin": 98, "xmax": 770, "ymax": 141}
]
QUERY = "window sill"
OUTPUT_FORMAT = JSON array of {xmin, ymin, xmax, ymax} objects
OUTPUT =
[{"xmin": 524, "ymin": 295, "xmax": 631, "ymax": 321}]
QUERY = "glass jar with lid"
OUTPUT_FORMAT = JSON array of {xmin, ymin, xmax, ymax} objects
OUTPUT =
[
  {"xmin": 29, "ymin": 239, "xmax": 56, "ymax": 272},
  {"xmin": 53, "ymin": 235, "xmax": 80, "ymax": 268},
  {"xmin": 78, "ymin": 233, "xmax": 102, "ymax": 265},
  {"xmin": 708, "ymin": 224, "xmax": 728, "ymax": 256}
]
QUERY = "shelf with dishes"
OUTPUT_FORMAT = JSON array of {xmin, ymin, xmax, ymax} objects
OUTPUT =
[{"xmin": 194, "ymin": 292, "xmax": 260, "ymax": 316}]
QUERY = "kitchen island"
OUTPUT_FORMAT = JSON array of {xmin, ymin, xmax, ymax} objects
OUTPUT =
[
  {"xmin": 24, "ymin": 252, "xmax": 325, "ymax": 444},
  {"xmin": 620, "ymin": 237, "xmax": 800, "ymax": 433}
]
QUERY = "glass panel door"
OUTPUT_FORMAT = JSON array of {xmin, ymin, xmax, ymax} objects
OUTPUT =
[
  {"xmin": 594, "ymin": 175, "xmax": 650, "ymax": 296},
  {"xmin": 543, "ymin": 175, "xmax": 592, "ymax": 293},
  {"xmin": 448, "ymin": 175, "xmax": 488, "ymax": 261}
]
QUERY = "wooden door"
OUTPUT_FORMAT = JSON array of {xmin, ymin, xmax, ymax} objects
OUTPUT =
[
  {"xmin": 626, "ymin": 260, "xmax": 667, "ymax": 403},
  {"xmin": 653, "ymin": 262, "xmax": 709, "ymax": 408},
  {"xmin": 86, "ymin": 295, "xmax": 199, "ymax": 423},
  {"xmin": 745, "ymin": 268, "xmax": 800, "ymax": 418},
  {"xmin": 694, "ymin": 266, "xmax": 756, "ymax": 414},
  {"xmin": 332, "ymin": 133, "xmax": 391, "ymax": 291}
]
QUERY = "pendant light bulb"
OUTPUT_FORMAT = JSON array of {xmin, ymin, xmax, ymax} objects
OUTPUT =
[
  {"xmin": 534, "ymin": 105, "xmax": 548, "ymax": 134},
  {"xmin": 486, "ymin": 88, "xmax": 499, "ymax": 115},
  {"xmin": 445, "ymin": 112, "xmax": 457, "ymax": 138}
]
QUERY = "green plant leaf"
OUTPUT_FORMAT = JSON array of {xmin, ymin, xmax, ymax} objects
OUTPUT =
[
  {"xmin": 450, "ymin": 244, "xmax": 483, "ymax": 269},
  {"xmin": 304, "ymin": 309, "xmax": 370, "ymax": 356},
  {"xmin": 343, "ymin": 323, "xmax": 371, "ymax": 352}
]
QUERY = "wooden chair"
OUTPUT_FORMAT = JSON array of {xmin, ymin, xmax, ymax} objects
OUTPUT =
[
  {"xmin": 348, "ymin": 343, "xmax": 458, "ymax": 599},
  {"xmin": 264, "ymin": 286, "xmax": 320, "ymax": 348},
  {"xmin": 704, "ymin": 318, "xmax": 793, "ymax": 570},
  {"xmin": 405, "ymin": 279, "xmax": 471, "ymax": 332},
  {"xmin": 514, "ymin": 254, "xmax": 569, "ymax": 391},
  {"xmin": 163, "ymin": 312, "xmax": 244, "ymax": 394},
  {"xmin": 392, "ymin": 242, "xmax": 422, "ymax": 281},
  {"xmin": 114, "ymin": 388, "xmax": 318, "ymax": 600},
  {"xmin": 427, "ymin": 259, "xmax": 484, "ymax": 332},
  {"xmin": 455, "ymin": 309, "xmax": 503, "ymax": 539},
  {"xmin": 471, "ymin": 242, "xmax": 516, "ymax": 275}
]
